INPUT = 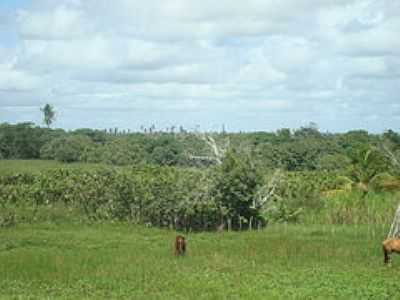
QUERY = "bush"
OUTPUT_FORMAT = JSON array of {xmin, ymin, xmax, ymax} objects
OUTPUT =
[
  {"xmin": 0, "ymin": 167, "xmax": 214, "ymax": 229},
  {"xmin": 40, "ymin": 135, "xmax": 94, "ymax": 162},
  {"xmin": 213, "ymin": 149, "xmax": 262, "ymax": 229}
]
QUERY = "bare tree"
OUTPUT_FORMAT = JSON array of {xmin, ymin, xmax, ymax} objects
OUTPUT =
[
  {"xmin": 188, "ymin": 133, "xmax": 230, "ymax": 165},
  {"xmin": 388, "ymin": 204, "xmax": 400, "ymax": 239},
  {"xmin": 251, "ymin": 169, "xmax": 285, "ymax": 210},
  {"xmin": 380, "ymin": 141, "xmax": 400, "ymax": 168},
  {"xmin": 378, "ymin": 139, "xmax": 400, "ymax": 238}
]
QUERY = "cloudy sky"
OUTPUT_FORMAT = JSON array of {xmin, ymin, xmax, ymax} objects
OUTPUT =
[{"xmin": 0, "ymin": 0, "xmax": 399, "ymax": 132}]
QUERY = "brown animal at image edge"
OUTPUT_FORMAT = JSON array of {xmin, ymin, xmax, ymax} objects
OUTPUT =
[
  {"xmin": 383, "ymin": 238, "xmax": 400, "ymax": 265},
  {"xmin": 175, "ymin": 235, "xmax": 186, "ymax": 256}
]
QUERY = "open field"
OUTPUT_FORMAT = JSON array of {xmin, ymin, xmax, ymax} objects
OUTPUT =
[
  {"xmin": 0, "ymin": 160, "xmax": 110, "ymax": 176},
  {"xmin": 1, "ymin": 223, "xmax": 399, "ymax": 299}
]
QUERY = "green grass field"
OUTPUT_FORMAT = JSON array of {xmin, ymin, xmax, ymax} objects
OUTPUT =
[
  {"xmin": 0, "ymin": 160, "xmax": 110, "ymax": 176},
  {"xmin": 1, "ymin": 223, "xmax": 398, "ymax": 299}
]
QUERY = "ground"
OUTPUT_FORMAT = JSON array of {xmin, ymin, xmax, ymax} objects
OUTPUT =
[{"xmin": 0, "ymin": 223, "xmax": 398, "ymax": 299}]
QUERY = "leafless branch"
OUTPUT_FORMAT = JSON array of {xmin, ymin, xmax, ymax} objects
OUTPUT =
[
  {"xmin": 188, "ymin": 133, "xmax": 230, "ymax": 165},
  {"xmin": 252, "ymin": 169, "xmax": 284, "ymax": 209},
  {"xmin": 380, "ymin": 142, "xmax": 400, "ymax": 168},
  {"xmin": 388, "ymin": 203, "xmax": 400, "ymax": 239}
]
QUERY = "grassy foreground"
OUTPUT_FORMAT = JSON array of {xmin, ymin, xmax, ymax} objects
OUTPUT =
[{"xmin": 0, "ymin": 223, "xmax": 398, "ymax": 299}]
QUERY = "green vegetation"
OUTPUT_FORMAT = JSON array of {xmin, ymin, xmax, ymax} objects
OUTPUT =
[
  {"xmin": 0, "ymin": 160, "xmax": 107, "ymax": 176},
  {"xmin": 0, "ymin": 223, "xmax": 398, "ymax": 299},
  {"xmin": 2, "ymin": 121, "xmax": 400, "ymax": 298},
  {"xmin": 0, "ymin": 160, "xmax": 262, "ymax": 230},
  {"xmin": 2, "ymin": 122, "xmax": 400, "ymax": 171},
  {"xmin": 1, "ymin": 160, "xmax": 399, "ymax": 229}
]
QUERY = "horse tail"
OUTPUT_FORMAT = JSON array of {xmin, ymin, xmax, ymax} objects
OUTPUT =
[{"xmin": 383, "ymin": 244, "xmax": 390, "ymax": 264}]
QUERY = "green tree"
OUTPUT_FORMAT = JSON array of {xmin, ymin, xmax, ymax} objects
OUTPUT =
[
  {"xmin": 316, "ymin": 153, "xmax": 351, "ymax": 171},
  {"xmin": 275, "ymin": 128, "xmax": 292, "ymax": 142},
  {"xmin": 148, "ymin": 135, "xmax": 185, "ymax": 166},
  {"xmin": 99, "ymin": 139, "xmax": 145, "ymax": 166},
  {"xmin": 0, "ymin": 122, "xmax": 52, "ymax": 159},
  {"xmin": 40, "ymin": 104, "xmax": 56, "ymax": 128},
  {"xmin": 213, "ymin": 149, "xmax": 261, "ymax": 229},
  {"xmin": 346, "ymin": 146, "xmax": 392, "ymax": 195},
  {"xmin": 40, "ymin": 135, "xmax": 94, "ymax": 162}
]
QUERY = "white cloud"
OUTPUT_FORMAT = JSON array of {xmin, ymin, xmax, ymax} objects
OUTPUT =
[
  {"xmin": 348, "ymin": 57, "xmax": 388, "ymax": 78},
  {"xmin": 17, "ymin": 4, "xmax": 92, "ymax": 40},
  {"xmin": 0, "ymin": 62, "xmax": 42, "ymax": 92},
  {"xmin": 0, "ymin": 0, "xmax": 399, "ymax": 132}
]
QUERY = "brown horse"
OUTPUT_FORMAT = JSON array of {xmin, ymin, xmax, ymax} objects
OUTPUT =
[
  {"xmin": 175, "ymin": 235, "xmax": 186, "ymax": 256},
  {"xmin": 383, "ymin": 238, "xmax": 400, "ymax": 265}
]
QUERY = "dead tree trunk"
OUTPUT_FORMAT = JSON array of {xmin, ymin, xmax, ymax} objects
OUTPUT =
[
  {"xmin": 387, "ymin": 203, "xmax": 400, "ymax": 239},
  {"xmin": 188, "ymin": 133, "xmax": 229, "ymax": 166}
]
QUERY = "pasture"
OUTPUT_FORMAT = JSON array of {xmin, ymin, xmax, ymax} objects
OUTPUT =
[
  {"xmin": 1, "ymin": 223, "xmax": 399, "ymax": 299},
  {"xmin": 0, "ymin": 160, "xmax": 108, "ymax": 176}
]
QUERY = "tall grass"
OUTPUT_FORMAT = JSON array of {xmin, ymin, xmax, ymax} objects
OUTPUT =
[{"xmin": 303, "ymin": 191, "xmax": 400, "ymax": 225}]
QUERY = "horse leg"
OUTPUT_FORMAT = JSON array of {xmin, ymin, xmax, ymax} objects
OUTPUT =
[{"xmin": 383, "ymin": 246, "xmax": 391, "ymax": 265}]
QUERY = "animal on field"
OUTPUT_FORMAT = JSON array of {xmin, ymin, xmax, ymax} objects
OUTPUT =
[
  {"xmin": 175, "ymin": 235, "xmax": 186, "ymax": 256},
  {"xmin": 382, "ymin": 238, "xmax": 400, "ymax": 265}
]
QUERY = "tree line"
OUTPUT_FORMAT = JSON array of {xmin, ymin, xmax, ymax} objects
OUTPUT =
[{"xmin": 1, "ymin": 121, "xmax": 400, "ymax": 172}]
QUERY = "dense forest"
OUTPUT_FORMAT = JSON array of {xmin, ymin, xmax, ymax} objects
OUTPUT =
[
  {"xmin": 1, "ymin": 121, "xmax": 400, "ymax": 230},
  {"xmin": 2, "ymin": 121, "xmax": 400, "ymax": 171}
]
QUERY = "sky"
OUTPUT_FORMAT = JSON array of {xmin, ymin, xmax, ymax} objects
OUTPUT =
[{"xmin": 0, "ymin": 0, "xmax": 399, "ymax": 133}]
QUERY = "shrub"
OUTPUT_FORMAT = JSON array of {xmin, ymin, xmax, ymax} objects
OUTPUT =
[{"xmin": 40, "ymin": 135, "xmax": 94, "ymax": 162}]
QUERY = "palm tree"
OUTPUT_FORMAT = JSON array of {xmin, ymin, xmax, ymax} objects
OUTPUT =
[
  {"xmin": 40, "ymin": 104, "xmax": 56, "ymax": 127},
  {"xmin": 341, "ymin": 146, "xmax": 397, "ymax": 196}
]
